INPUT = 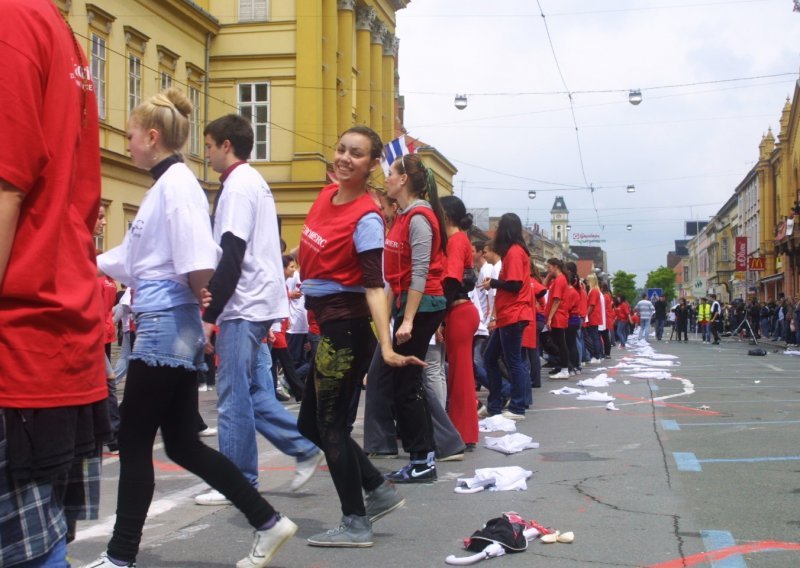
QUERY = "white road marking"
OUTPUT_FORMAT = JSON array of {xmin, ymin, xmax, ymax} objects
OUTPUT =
[{"xmin": 766, "ymin": 364, "xmax": 783, "ymax": 372}]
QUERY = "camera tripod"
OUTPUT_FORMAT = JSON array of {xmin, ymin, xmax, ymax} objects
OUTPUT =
[{"xmin": 728, "ymin": 316, "xmax": 759, "ymax": 345}]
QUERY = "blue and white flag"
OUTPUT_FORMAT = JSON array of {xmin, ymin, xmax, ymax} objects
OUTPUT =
[{"xmin": 381, "ymin": 135, "xmax": 412, "ymax": 176}]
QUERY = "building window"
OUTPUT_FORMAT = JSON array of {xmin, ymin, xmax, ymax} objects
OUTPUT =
[
  {"xmin": 160, "ymin": 72, "xmax": 173, "ymax": 91},
  {"xmin": 239, "ymin": 0, "xmax": 268, "ymax": 21},
  {"xmin": 721, "ymin": 238, "xmax": 729, "ymax": 262},
  {"xmin": 238, "ymin": 83, "xmax": 270, "ymax": 161},
  {"xmin": 683, "ymin": 266, "xmax": 689, "ymax": 282},
  {"xmin": 90, "ymin": 34, "xmax": 107, "ymax": 120},
  {"xmin": 189, "ymin": 86, "xmax": 200, "ymax": 156},
  {"xmin": 128, "ymin": 54, "xmax": 142, "ymax": 113}
]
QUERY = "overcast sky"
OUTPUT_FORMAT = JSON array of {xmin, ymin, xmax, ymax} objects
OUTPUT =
[{"xmin": 395, "ymin": 0, "xmax": 799, "ymax": 285}]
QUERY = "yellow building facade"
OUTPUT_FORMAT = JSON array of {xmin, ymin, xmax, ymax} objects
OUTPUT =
[{"xmin": 59, "ymin": 0, "xmax": 453, "ymax": 252}]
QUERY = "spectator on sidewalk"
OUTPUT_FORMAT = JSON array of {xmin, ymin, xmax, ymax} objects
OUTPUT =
[
  {"xmin": 709, "ymin": 294, "xmax": 721, "ymax": 345},
  {"xmin": 653, "ymin": 294, "xmax": 668, "ymax": 341},
  {"xmin": 634, "ymin": 294, "xmax": 655, "ymax": 342}
]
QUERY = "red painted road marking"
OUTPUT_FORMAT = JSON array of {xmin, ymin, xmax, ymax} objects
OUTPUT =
[
  {"xmin": 646, "ymin": 540, "xmax": 800, "ymax": 567},
  {"xmin": 614, "ymin": 393, "xmax": 720, "ymax": 415}
]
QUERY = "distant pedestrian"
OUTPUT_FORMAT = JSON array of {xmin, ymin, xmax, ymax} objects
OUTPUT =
[
  {"xmin": 673, "ymin": 299, "xmax": 690, "ymax": 342},
  {"xmin": 614, "ymin": 295, "xmax": 632, "ymax": 348},
  {"xmin": 634, "ymin": 294, "xmax": 655, "ymax": 342},
  {"xmin": 709, "ymin": 294, "xmax": 721, "ymax": 344},
  {"xmin": 653, "ymin": 295, "xmax": 668, "ymax": 340}
]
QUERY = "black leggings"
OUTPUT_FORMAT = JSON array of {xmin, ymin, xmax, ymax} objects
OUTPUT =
[
  {"xmin": 392, "ymin": 309, "xmax": 444, "ymax": 460},
  {"xmin": 297, "ymin": 317, "xmax": 385, "ymax": 518},
  {"xmin": 550, "ymin": 327, "xmax": 569, "ymax": 371},
  {"xmin": 600, "ymin": 329, "xmax": 612, "ymax": 356},
  {"xmin": 108, "ymin": 360, "xmax": 275, "ymax": 563}
]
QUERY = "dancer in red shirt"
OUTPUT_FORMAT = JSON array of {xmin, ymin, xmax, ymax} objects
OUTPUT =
[
  {"xmin": 440, "ymin": 196, "xmax": 480, "ymax": 448},
  {"xmin": 544, "ymin": 258, "xmax": 570, "ymax": 379},
  {"xmin": 481, "ymin": 214, "xmax": 533, "ymax": 419}
]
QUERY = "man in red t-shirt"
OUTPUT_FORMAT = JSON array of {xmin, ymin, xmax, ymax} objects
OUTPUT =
[{"xmin": 0, "ymin": 1, "xmax": 109, "ymax": 564}]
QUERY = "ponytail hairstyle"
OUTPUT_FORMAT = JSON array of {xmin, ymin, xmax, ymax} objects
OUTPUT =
[
  {"xmin": 493, "ymin": 213, "xmax": 530, "ymax": 258},
  {"xmin": 565, "ymin": 261, "xmax": 580, "ymax": 289},
  {"xmin": 546, "ymin": 257, "xmax": 564, "ymax": 273},
  {"xmin": 397, "ymin": 154, "xmax": 447, "ymax": 253},
  {"xmin": 440, "ymin": 195, "xmax": 473, "ymax": 231},
  {"xmin": 131, "ymin": 87, "xmax": 192, "ymax": 153}
]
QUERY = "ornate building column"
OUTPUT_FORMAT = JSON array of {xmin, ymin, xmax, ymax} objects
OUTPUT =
[
  {"xmin": 322, "ymin": 0, "xmax": 338, "ymax": 150},
  {"xmin": 369, "ymin": 20, "xmax": 385, "ymax": 132},
  {"xmin": 336, "ymin": 0, "xmax": 356, "ymax": 135},
  {"xmin": 292, "ymin": 1, "xmax": 325, "ymax": 180},
  {"xmin": 355, "ymin": 6, "xmax": 374, "ymax": 125},
  {"xmin": 381, "ymin": 32, "xmax": 397, "ymax": 142}
]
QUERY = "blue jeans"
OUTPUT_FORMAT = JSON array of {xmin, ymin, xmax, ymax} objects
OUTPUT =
[
  {"xmin": 615, "ymin": 321, "xmax": 629, "ymax": 346},
  {"xmin": 576, "ymin": 327, "xmax": 589, "ymax": 363},
  {"xmin": 14, "ymin": 535, "xmax": 68, "ymax": 568},
  {"xmin": 484, "ymin": 322, "xmax": 529, "ymax": 415},
  {"xmin": 638, "ymin": 317, "xmax": 651, "ymax": 341},
  {"xmin": 655, "ymin": 319, "xmax": 665, "ymax": 340},
  {"xmin": 473, "ymin": 335, "xmax": 489, "ymax": 390},
  {"xmin": 702, "ymin": 323, "xmax": 710, "ymax": 342},
  {"xmin": 113, "ymin": 331, "xmax": 132, "ymax": 383},
  {"xmin": 216, "ymin": 319, "xmax": 319, "ymax": 486},
  {"xmin": 585, "ymin": 325, "xmax": 603, "ymax": 359}
]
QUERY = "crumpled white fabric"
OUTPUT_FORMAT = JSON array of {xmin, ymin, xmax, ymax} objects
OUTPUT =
[
  {"xmin": 633, "ymin": 358, "xmax": 675, "ymax": 367},
  {"xmin": 479, "ymin": 415, "xmax": 517, "ymax": 433},
  {"xmin": 455, "ymin": 466, "xmax": 533, "ymax": 493},
  {"xmin": 549, "ymin": 386, "xmax": 587, "ymax": 395},
  {"xmin": 631, "ymin": 371, "xmax": 672, "ymax": 380},
  {"xmin": 577, "ymin": 374, "xmax": 616, "ymax": 388},
  {"xmin": 484, "ymin": 433, "xmax": 540, "ymax": 455},
  {"xmin": 783, "ymin": 350, "xmax": 800, "ymax": 356},
  {"xmin": 576, "ymin": 391, "xmax": 615, "ymax": 402},
  {"xmin": 606, "ymin": 402, "xmax": 620, "ymax": 411}
]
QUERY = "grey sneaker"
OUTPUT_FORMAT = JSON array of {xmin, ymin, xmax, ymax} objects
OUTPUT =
[
  {"xmin": 236, "ymin": 515, "xmax": 298, "ymax": 568},
  {"xmin": 307, "ymin": 514, "xmax": 373, "ymax": 548},
  {"xmin": 365, "ymin": 481, "xmax": 406, "ymax": 522}
]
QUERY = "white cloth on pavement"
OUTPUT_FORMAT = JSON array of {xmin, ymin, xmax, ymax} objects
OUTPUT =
[
  {"xmin": 606, "ymin": 402, "xmax": 620, "ymax": 411},
  {"xmin": 479, "ymin": 415, "xmax": 517, "ymax": 433},
  {"xmin": 549, "ymin": 386, "xmax": 587, "ymax": 396},
  {"xmin": 484, "ymin": 433, "xmax": 540, "ymax": 455},
  {"xmin": 576, "ymin": 391, "xmax": 615, "ymax": 402},
  {"xmin": 577, "ymin": 374, "xmax": 616, "ymax": 388},
  {"xmin": 455, "ymin": 466, "xmax": 533, "ymax": 493},
  {"xmin": 631, "ymin": 371, "xmax": 672, "ymax": 380}
]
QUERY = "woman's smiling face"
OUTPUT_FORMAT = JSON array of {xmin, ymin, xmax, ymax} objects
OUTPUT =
[{"xmin": 333, "ymin": 132, "xmax": 376, "ymax": 186}]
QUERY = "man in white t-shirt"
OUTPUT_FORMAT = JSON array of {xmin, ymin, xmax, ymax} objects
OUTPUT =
[
  {"xmin": 285, "ymin": 268, "xmax": 308, "ymax": 368},
  {"xmin": 196, "ymin": 115, "xmax": 322, "ymax": 505},
  {"xmin": 470, "ymin": 241, "xmax": 493, "ymax": 393}
]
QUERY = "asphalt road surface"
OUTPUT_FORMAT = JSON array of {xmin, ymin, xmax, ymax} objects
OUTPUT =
[{"xmin": 70, "ymin": 332, "xmax": 800, "ymax": 567}]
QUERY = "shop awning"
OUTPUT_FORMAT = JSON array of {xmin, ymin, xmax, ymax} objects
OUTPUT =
[{"xmin": 759, "ymin": 273, "xmax": 784, "ymax": 284}]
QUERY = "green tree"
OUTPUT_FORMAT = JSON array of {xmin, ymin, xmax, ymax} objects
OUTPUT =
[
  {"xmin": 645, "ymin": 266, "xmax": 677, "ymax": 301},
  {"xmin": 611, "ymin": 270, "xmax": 637, "ymax": 302}
]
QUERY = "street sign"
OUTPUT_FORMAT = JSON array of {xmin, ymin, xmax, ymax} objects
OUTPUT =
[
  {"xmin": 647, "ymin": 288, "xmax": 663, "ymax": 301},
  {"xmin": 748, "ymin": 257, "xmax": 765, "ymax": 271}
]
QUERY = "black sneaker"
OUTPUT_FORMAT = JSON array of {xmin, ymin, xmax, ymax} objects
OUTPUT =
[{"xmin": 384, "ymin": 463, "xmax": 437, "ymax": 484}]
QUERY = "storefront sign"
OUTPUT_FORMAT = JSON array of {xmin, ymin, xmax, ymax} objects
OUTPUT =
[
  {"xmin": 735, "ymin": 236, "xmax": 747, "ymax": 271},
  {"xmin": 748, "ymin": 257, "xmax": 765, "ymax": 271},
  {"xmin": 572, "ymin": 232, "xmax": 606, "ymax": 244}
]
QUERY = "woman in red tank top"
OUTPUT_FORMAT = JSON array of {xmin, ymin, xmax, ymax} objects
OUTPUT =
[
  {"xmin": 382, "ymin": 153, "xmax": 449, "ymax": 484},
  {"xmin": 296, "ymin": 126, "xmax": 422, "ymax": 547}
]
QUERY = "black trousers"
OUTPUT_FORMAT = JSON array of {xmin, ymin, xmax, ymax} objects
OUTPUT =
[
  {"xmin": 566, "ymin": 324, "xmax": 580, "ymax": 371},
  {"xmin": 391, "ymin": 309, "xmax": 444, "ymax": 461},
  {"xmin": 297, "ymin": 317, "xmax": 385, "ymax": 517},
  {"xmin": 550, "ymin": 327, "xmax": 569, "ymax": 370},
  {"xmin": 600, "ymin": 329, "xmax": 612, "ymax": 356},
  {"xmin": 108, "ymin": 361, "xmax": 275, "ymax": 563}
]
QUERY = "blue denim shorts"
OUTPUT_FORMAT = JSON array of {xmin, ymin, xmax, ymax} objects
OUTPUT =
[{"xmin": 131, "ymin": 304, "xmax": 207, "ymax": 371}]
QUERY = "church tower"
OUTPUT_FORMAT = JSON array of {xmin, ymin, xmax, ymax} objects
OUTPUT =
[{"xmin": 550, "ymin": 196, "xmax": 569, "ymax": 246}]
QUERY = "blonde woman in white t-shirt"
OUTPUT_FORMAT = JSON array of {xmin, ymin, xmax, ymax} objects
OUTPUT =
[{"xmin": 89, "ymin": 89, "xmax": 295, "ymax": 568}]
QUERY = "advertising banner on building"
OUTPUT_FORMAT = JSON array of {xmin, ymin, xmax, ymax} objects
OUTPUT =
[{"xmin": 735, "ymin": 237, "xmax": 748, "ymax": 271}]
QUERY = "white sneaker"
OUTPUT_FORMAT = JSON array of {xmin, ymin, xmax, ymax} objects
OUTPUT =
[
  {"xmin": 198, "ymin": 426, "xmax": 217, "ymax": 437},
  {"xmin": 501, "ymin": 410, "xmax": 525, "ymax": 421},
  {"xmin": 290, "ymin": 451, "xmax": 325, "ymax": 491},
  {"xmin": 195, "ymin": 489, "xmax": 231, "ymax": 506},
  {"xmin": 550, "ymin": 369, "xmax": 570, "ymax": 380},
  {"xmin": 589, "ymin": 358, "xmax": 602, "ymax": 364},
  {"xmin": 237, "ymin": 515, "xmax": 298, "ymax": 568},
  {"xmin": 198, "ymin": 383, "xmax": 208, "ymax": 392},
  {"xmin": 81, "ymin": 553, "xmax": 135, "ymax": 567}
]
